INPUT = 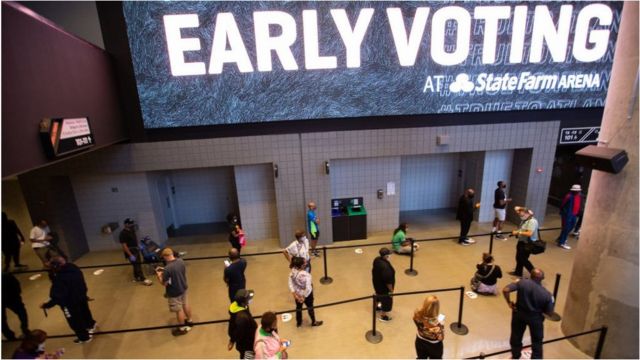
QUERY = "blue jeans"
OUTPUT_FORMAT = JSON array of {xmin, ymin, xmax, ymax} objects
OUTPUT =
[{"xmin": 558, "ymin": 216, "xmax": 577, "ymax": 245}]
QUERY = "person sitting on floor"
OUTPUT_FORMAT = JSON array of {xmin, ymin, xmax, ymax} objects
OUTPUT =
[
  {"xmin": 471, "ymin": 253, "xmax": 503, "ymax": 295},
  {"xmin": 391, "ymin": 223, "xmax": 419, "ymax": 255}
]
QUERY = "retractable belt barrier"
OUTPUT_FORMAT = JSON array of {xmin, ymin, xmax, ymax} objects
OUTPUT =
[
  {"xmin": 6, "ymin": 286, "xmax": 466, "ymax": 342},
  {"xmin": 10, "ymin": 227, "xmax": 562, "ymax": 275},
  {"xmin": 466, "ymin": 326, "xmax": 609, "ymax": 359}
]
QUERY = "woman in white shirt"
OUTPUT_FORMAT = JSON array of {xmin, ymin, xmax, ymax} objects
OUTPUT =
[{"xmin": 288, "ymin": 257, "xmax": 322, "ymax": 328}]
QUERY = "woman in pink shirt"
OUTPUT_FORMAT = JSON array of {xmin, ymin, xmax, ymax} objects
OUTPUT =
[{"xmin": 254, "ymin": 312, "xmax": 289, "ymax": 359}]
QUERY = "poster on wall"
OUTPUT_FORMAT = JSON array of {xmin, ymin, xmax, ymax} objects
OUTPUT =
[{"xmin": 122, "ymin": 1, "xmax": 622, "ymax": 128}]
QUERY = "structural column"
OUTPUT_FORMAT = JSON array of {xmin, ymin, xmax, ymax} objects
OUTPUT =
[{"xmin": 561, "ymin": 3, "xmax": 639, "ymax": 358}]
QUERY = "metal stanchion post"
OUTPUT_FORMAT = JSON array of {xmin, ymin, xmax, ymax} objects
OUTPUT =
[
  {"xmin": 594, "ymin": 326, "xmax": 608, "ymax": 359},
  {"xmin": 405, "ymin": 239, "xmax": 418, "ymax": 276},
  {"xmin": 489, "ymin": 232, "xmax": 494, "ymax": 254},
  {"xmin": 546, "ymin": 273, "xmax": 562, "ymax": 321},
  {"xmin": 319, "ymin": 246, "xmax": 333, "ymax": 284},
  {"xmin": 365, "ymin": 294, "xmax": 383, "ymax": 343},
  {"xmin": 450, "ymin": 286, "xmax": 469, "ymax": 335}
]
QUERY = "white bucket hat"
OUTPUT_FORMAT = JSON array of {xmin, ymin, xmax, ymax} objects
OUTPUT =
[{"xmin": 570, "ymin": 184, "xmax": 582, "ymax": 192}]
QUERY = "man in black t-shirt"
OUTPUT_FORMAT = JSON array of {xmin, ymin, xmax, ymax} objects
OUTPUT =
[
  {"xmin": 492, "ymin": 181, "xmax": 512, "ymax": 239},
  {"xmin": 119, "ymin": 218, "xmax": 152, "ymax": 286},
  {"xmin": 224, "ymin": 248, "xmax": 247, "ymax": 302},
  {"xmin": 456, "ymin": 188, "xmax": 480, "ymax": 245},
  {"xmin": 372, "ymin": 248, "xmax": 395, "ymax": 322}
]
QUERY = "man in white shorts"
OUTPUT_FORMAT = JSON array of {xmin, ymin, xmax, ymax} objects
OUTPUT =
[{"xmin": 492, "ymin": 181, "xmax": 511, "ymax": 239}]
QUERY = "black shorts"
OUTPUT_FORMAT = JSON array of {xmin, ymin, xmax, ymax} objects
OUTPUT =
[
  {"xmin": 376, "ymin": 293, "xmax": 393, "ymax": 312},
  {"xmin": 310, "ymin": 230, "xmax": 319, "ymax": 241}
]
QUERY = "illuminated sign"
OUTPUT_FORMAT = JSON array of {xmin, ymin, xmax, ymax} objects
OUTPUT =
[
  {"xmin": 123, "ymin": 2, "xmax": 622, "ymax": 128},
  {"xmin": 560, "ymin": 127, "xmax": 600, "ymax": 144},
  {"xmin": 39, "ymin": 117, "xmax": 94, "ymax": 158}
]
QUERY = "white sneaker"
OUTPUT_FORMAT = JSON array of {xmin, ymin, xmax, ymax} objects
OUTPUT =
[
  {"xmin": 142, "ymin": 279, "xmax": 153, "ymax": 286},
  {"xmin": 559, "ymin": 244, "xmax": 571, "ymax": 250},
  {"xmin": 571, "ymin": 231, "xmax": 580, "ymax": 237},
  {"xmin": 466, "ymin": 238, "xmax": 476, "ymax": 244}
]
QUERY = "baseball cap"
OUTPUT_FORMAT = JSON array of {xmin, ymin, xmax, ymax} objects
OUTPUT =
[
  {"xmin": 124, "ymin": 218, "xmax": 135, "ymax": 225},
  {"xmin": 234, "ymin": 289, "xmax": 255, "ymax": 303}
]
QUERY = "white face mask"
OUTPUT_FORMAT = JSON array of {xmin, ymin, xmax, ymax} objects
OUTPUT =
[
  {"xmin": 519, "ymin": 214, "xmax": 528, "ymax": 221},
  {"xmin": 300, "ymin": 236, "xmax": 308, "ymax": 242},
  {"xmin": 37, "ymin": 342, "xmax": 45, "ymax": 352}
]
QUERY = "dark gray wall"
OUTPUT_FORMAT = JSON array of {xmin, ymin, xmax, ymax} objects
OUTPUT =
[{"xmin": 1, "ymin": 2, "xmax": 126, "ymax": 178}]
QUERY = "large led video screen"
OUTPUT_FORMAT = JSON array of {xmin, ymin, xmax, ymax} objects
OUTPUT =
[{"xmin": 123, "ymin": 2, "xmax": 622, "ymax": 128}]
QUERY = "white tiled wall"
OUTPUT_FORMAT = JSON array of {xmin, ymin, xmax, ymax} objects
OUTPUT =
[
  {"xmin": 32, "ymin": 121, "xmax": 558, "ymax": 250},
  {"xmin": 331, "ymin": 157, "xmax": 401, "ymax": 233},
  {"xmin": 234, "ymin": 164, "xmax": 278, "ymax": 241},
  {"xmin": 400, "ymin": 153, "xmax": 460, "ymax": 211},
  {"xmin": 170, "ymin": 167, "xmax": 236, "ymax": 225}
]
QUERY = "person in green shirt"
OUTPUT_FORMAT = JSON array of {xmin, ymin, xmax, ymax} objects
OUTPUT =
[{"xmin": 391, "ymin": 223, "xmax": 419, "ymax": 254}]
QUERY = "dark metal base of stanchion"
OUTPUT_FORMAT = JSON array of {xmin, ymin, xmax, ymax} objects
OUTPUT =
[
  {"xmin": 545, "ymin": 312, "xmax": 561, "ymax": 322},
  {"xmin": 320, "ymin": 276, "xmax": 333, "ymax": 285},
  {"xmin": 365, "ymin": 330, "xmax": 383, "ymax": 343},
  {"xmin": 450, "ymin": 323, "xmax": 469, "ymax": 335},
  {"xmin": 404, "ymin": 269, "xmax": 418, "ymax": 276}
]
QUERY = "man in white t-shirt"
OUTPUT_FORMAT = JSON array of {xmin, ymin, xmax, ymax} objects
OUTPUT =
[
  {"xmin": 29, "ymin": 220, "xmax": 52, "ymax": 266},
  {"xmin": 283, "ymin": 230, "xmax": 311, "ymax": 273}
]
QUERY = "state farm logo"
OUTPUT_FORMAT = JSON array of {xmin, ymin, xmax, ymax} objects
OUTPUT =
[{"xmin": 423, "ymin": 72, "xmax": 602, "ymax": 94}]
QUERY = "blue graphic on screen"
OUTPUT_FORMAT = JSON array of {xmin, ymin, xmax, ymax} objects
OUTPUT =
[{"xmin": 122, "ymin": 2, "xmax": 622, "ymax": 128}]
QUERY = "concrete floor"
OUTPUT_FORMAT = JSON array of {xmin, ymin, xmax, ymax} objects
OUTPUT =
[{"xmin": 2, "ymin": 207, "xmax": 593, "ymax": 359}]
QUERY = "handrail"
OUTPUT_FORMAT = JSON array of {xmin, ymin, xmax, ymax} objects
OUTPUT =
[
  {"xmin": 465, "ymin": 326, "xmax": 608, "ymax": 359},
  {"xmin": 10, "ymin": 286, "xmax": 464, "ymax": 341}
]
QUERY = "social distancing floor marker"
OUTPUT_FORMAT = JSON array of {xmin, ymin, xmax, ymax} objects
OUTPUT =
[
  {"xmin": 281, "ymin": 313, "xmax": 292, "ymax": 322},
  {"xmin": 466, "ymin": 291, "xmax": 478, "ymax": 299},
  {"xmin": 93, "ymin": 269, "xmax": 104, "ymax": 275},
  {"xmin": 355, "ymin": 248, "xmax": 363, "ymax": 254},
  {"xmin": 29, "ymin": 273, "xmax": 42, "ymax": 281}
]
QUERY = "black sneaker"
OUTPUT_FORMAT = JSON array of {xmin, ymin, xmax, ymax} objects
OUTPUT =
[
  {"xmin": 172, "ymin": 328, "xmax": 189, "ymax": 336},
  {"xmin": 378, "ymin": 315, "xmax": 392, "ymax": 322},
  {"xmin": 311, "ymin": 321, "xmax": 323, "ymax": 327},
  {"xmin": 508, "ymin": 271, "xmax": 522, "ymax": 277},
  {"xmin": 73, "ymin": 336, "xmax": 93, "ymax": 344},
  {"xmin": 184, "ymin": 319, "xmax": 194, "ymax": 328}
]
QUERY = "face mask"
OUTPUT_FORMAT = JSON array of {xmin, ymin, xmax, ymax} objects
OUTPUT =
[
  {"xmin": 248, "ymin": 298, "xmax": 253, "ymax": 304},
  {"xmin": 271, "ymin": 328, "xmax": 278, "ymax": 334},
  {"xmin": 37, "ymin": 343, "xmax": 45, "ymax": 352},
  {"xmin": 501, "ymin": 185, "xmax": 507, "ymax": 189},
  {"xmin": 519, "ymin": 214, "xmax": 528, "ymax": 220},
  {"xmin": 300, "ymin": 236, "xmax": 307, "ymax": 242}
]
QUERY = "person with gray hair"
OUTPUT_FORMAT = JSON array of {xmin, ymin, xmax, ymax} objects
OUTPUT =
[
  {"xmin": 503, "ymin": 268, "xmax": 554, "ymax": 359},
  {"xmin": 508, "ymin": 206, "xmax": 539, "ymax": 278}
]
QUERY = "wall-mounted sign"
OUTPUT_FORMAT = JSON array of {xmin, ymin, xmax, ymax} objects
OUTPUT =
[
  {"xmin": 122, "ymin": 2, "xmax": 622, "ymax": 129},
  {"xmin": 559, "ymin": 126, "xmax": 600, "ymax": 144},
  {"xmin": 39, "ymin": 117, "xmax": 94, "ymax": 158}
]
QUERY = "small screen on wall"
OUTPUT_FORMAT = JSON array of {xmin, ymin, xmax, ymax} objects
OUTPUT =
[
  {"xmin": 122, "ymin": 1, "xmax": 622, "ymax": 129},
  {"xmin": 39, "ymin": 117, "xmax": 94, "ymax": 158}
]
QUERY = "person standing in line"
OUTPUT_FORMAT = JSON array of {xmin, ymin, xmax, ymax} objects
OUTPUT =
[
  {"xmin": 2, "ymin": 272, "xmax": 30, "ymax": 341},
  {"xmin": 224, "ymin": 248, "xmax": 247, "ymax": 303},
  {"xmin": 492, "ymin": 181, "xmax": 512, "ymax": 240},
  {"xmin": 456, "ymin": 189, "xmax": 480, "ymax": 246},
  {"xmin": 307, "ymin": 202, "xmax": 321, "ymax": 257},
  {"xmin": 391, "ymin": 223, "xmax": 419, "ymax": 254},
  {"xmin": 283, "ymin": 230, "xmax": 311, "ymax": 273},
  {"xmin": 372, "ymin": 247, "xmax": 395, "ymax": 322},
  {"xmin": 155, "ymin": 248, "xmax": 193, "ymax": 336},
  {"xmin": 572, "ymin": 192, "xmax": 587, "ymax": 239},
  {"xmin": 29, "ymin": 220, "xmax": 53, "ymax": 267},
  {"xmin": 12, "ymin": 329, "xmax": 64, "ymax": 359},
  {"xmin": 413, "ymin": 295, "xmax": 445, "ymax": 359},
  {"xmin": 119, "ymin": 218, "xmax": 152, "ymax": 286},
  {"xmin": 3, "ymin": 213, "xmax": 27, "ymax": 272},
  {"xmin": 503, "ymin": 268, "xmax": 554, "ymax": 359},
  {"xmin": 288, "ymin": 256, "xmax": 323, "ymax": 328},
  {"xmin": 254, "ymin": 311, "xmax": 289, "ymax": 359},
  {"xmin": 508, "ymin": 207, "xmax": 539, "ymax": 278},
  {"xmin": 557, "ymin": 184, "xmax": 583, "ymax": 250},
  {"xmin": 227, "ymin": 289, "xmax": 257, "ymax": 359},
  {"xmin": 40, "ymin": 257, "xmax": 96, "ymax": 344},
  {"xmin": 227, "ymin": 214, "xmax": 242, "ymax": 254}
]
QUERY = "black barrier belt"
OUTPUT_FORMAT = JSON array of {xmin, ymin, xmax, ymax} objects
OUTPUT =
[
  {"xmin": 11, "ymin": 227, "xmax": 562, "ymax": 275},
  {"xmin": 11, "ymin": 287, "xmax": 461, "ymax": 341},
  {"xmin": 464, "ymin": 326, "xmax": 606, "ymax": 359}
]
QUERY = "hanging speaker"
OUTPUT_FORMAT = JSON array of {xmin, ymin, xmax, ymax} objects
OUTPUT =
[{"xmin": 575, "ymin": 145, "xmax": 628, "ymax": 174}]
